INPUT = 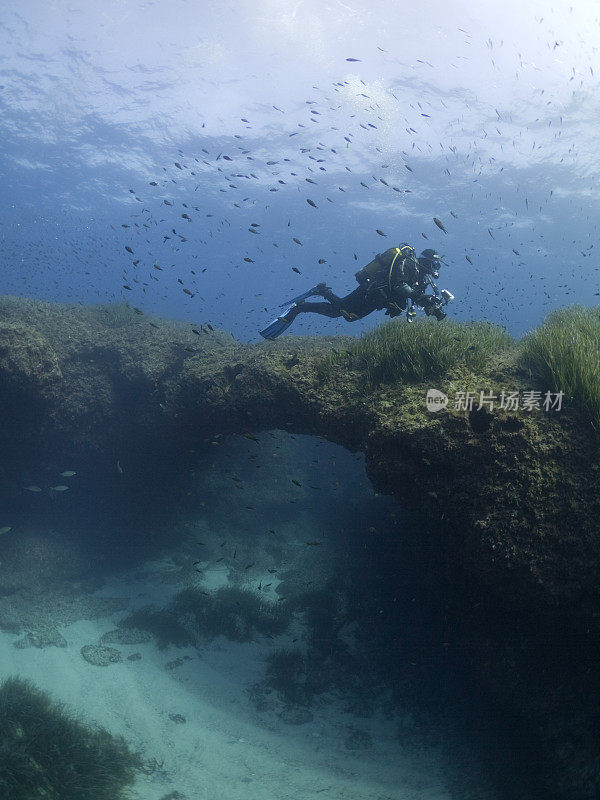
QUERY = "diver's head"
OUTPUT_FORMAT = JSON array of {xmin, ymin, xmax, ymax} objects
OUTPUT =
[{"xmin": 418, "ymin": 249, "xmax": 441, "ymax": 274}]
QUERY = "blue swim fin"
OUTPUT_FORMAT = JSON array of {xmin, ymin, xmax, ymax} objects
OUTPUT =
[
  {"xmin": 280, "ymin": 284, "xmax": 324, "ymax": 307},
  {"xmin": 259, "ymin": 305, "xmax": 296, "ymax": 339}
]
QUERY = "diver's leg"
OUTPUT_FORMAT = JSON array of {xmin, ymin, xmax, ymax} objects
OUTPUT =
[{"xmin": 283, "ymin": 301, "xmax": 344, "ymax": 320}]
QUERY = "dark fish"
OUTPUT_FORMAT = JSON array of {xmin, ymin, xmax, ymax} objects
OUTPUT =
[
  {"xmin": 293, "ymin": 237, "xmax": 302, "ymax": 245},
  {"xmin": 376, "ymin": 229, "xmax": 386, "ymax": 236},
  {"xmin": 181, "ymin": 213, "xmax": 191, "ymax": 220},
  {"xmin": 244, "ymin": 257, "xmax": 254, "ymax": 263},
  {"xmin": 512, "ymin": 248, "xmax": 520, "ymax": 255},
  {"xmin": 433, "ymin": 217, "xmax": 447, "ymax": 233},
  {"xmin": 465, "ymin": 255, "xmax": 473, "ymax": 264},
  {"xmin": 125, "ymin": 246, "xmax": 133, "ymax": 253},
  {"xmin": 346, "ymin": 57, "xmax": 361, "ymax": 61},
  {"xmin": 307, "ymin": 199, "xmax": 317, "ymax": 207},
  {"xmin": 488, "ymin": 228, "xmax": 495, "ymax": 239},
  {"xmin": 318, "ymin": 258, "xmax": 326, "ymax": 264},
  {"xmin": 306, "ymin": 541, "xmax": 321, "ymax": 546},
  {"xmin": 292, "ymin": 267, "xmax": 301, "ymax": 274},
  {"xmin": 450, "ymin": 210, "xmax": 458, "ymax": 218},
  {"xmin": 149, "ymin": 181, "xmax": 157, "ymax": 186},
  {"xmin": 174, "ymin": 162, "xmax": 183, "ymax": 169}
]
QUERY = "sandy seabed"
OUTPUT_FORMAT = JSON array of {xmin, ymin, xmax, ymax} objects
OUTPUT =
[{"xmin": 0, "ymin": 561, "xmax": 454, "ymax": 800}]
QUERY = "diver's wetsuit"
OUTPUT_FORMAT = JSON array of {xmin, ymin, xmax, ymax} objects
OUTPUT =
[
  {"xmin": 289, "ymin": 284, "xmax": 385, "ymax": 322},
  {"xmin": 284, "ymin": 246, "xmax": 436, "ymax": 323}
]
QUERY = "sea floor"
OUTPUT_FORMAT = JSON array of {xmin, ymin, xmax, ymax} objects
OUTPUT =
[{"xmin": 0, "ymin": 557, "xmax": 457, "ymax": 800}]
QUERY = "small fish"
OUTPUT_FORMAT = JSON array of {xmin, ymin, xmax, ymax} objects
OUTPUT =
[
  {"xmin": 376, "ymin": 229, "xmax": 386, "ymax": 236},
  {"xmin": 307, "ymin": 199, "xmax": 317, "ymax": 208},
  {"xmin": 433, "ymin": 217, "xmax": 447, "ymax": 233},
  {"xmin": 292, "ymin": 267, "xmax": 301, "ymax": 274},
  {"xmin": 512, "ymin": 248, "xmax": 520, "ymax": 255},
  {"xmin": 243, "ymin": 257, "xmax": 254, "ymax": 263},
  {"xmin": 244, "ymin": 433, "xmax": 259, "ymax": 442},
  {"xmin": 25, "ymin": 485, "xmax": 42, "ymax": 492},
  {"xmin": 306, "ymin": 541, "xmax": 321, "ymax": 546},
  {"xmin": 318, "ymin": 258, "xmax": 326, "ymax": 264},
  {"xmin": 291, "ymin": 479, "xmax": 302, "ymax": 486},
  {"xmin": 244, "ymin": 563, "xmax": 254, "ymax": 570},
  {"xmin": 149, "ymin": 181, "xmax": 157, "ymax": 186},
  {"xmin": 450, "ymin": 210, "xmax": 458, "ymax": 218},
  {"xmin": 465, "ymin": 255, "xmax": 473, "ymax": 264},
  {"xmin": 488, "ymin": 228, "xmax": 495, "ymax": 239},
  {"xmin": 0, "ymin": 526, "xmax": 12, "ymax": 535},
  {"xmin": 116, "ymin": 460, "xmax": 123, "ymax": 474},
  {"xmin": 60, "ymin": 470, "xmax": 76, "ymax": 477},
  {"xmin": 174, "ymin": 162, "xmax": 183, "ymax": 169},
  {"xmin": 50, "ymin": 485, "xmax": 69, "ymax": 492},
  {"xmin": 346, "ymin": 57, "xmax": 361, "ymax": 61},
  {"xmin": 293, "ymin": 237, "xmax": 303, "ymax": 245},
  {"xmin": 125, "ymin": 246, "xmax": 133, "ymax": 254}
]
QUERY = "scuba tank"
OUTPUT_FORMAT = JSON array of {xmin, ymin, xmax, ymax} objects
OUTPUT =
[{"xmin": 355, "ymin": 244, "xmax": 417, "ymax": 286}]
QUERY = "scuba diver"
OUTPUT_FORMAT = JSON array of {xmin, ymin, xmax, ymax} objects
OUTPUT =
[{"xmin": 260, "ymin": 244, "xmax": 455, "ymax": 339}]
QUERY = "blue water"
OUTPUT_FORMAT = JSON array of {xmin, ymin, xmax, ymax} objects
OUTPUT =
[{"xmin": 1, "ymin": 2, "xmax": 598, "ymax": 342}]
